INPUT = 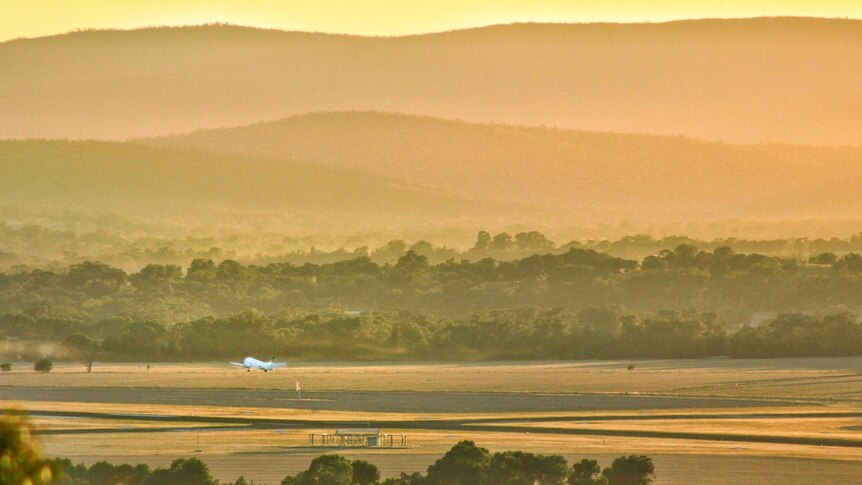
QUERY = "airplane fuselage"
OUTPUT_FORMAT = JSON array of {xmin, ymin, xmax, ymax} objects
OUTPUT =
[{"xmin": 232, "ymin": 356, "xmax": 286, "ymax": 372}]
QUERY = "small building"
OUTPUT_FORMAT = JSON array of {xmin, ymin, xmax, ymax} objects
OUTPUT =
[{"xmin": 309, "ymin": 429, "xmax": 407, "ymax": 448}]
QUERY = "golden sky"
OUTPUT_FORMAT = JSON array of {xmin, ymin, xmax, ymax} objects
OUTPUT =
[{"xmin": 2, "ymin": 0, "xmax": 861, "ymax": 41}]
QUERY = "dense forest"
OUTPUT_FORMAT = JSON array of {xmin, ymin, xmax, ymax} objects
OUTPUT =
[
  {"xmin": 3, "ymin": 240, "xmax": 862, "ymax": 361},
  {"xmin": 6, "ymin": 307, "xmax": 859, "ymax": 362},
  {"xmin": 6, "ymin": 217, "xmax": 862, "ymax": 271},
  {"xmin": 3, "ymin": 241, "xmax": 862, "ymax": 320}
]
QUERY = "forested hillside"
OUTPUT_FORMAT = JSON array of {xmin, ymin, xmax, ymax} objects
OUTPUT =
[
  {"xmin": 12, "ymin": 129, "xmax": 862, "ymax": 236},
  {"xmin": 0, "ymin": 140, "xmax": 489, "ymax": 229},
  {"xmin": 3, "ymin": 18, "xmax": 861, "ymax": 144},
  {"xmin": 152, "ymin": 111, "xmax": 862, "ymax": 220}
]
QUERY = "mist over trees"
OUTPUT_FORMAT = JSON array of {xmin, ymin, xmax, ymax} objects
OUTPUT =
[
  {"xmin": 3, "ymin": 241, "xmax": 862, "ymax": 322},
  {"xmin": 5, "ymin": 306, "xmax": 859, "ymax": 361},
  {"xmin": 3, "ymin": 240, "xmax": 862, "ymax": 361},
  {"xmin": 8, "ymin": 217, "xmax": 862, "ymax": 273}
]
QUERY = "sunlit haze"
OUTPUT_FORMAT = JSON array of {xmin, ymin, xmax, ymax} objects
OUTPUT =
[
  {"xmin": 2, "ymin": 0, "xmax": 862, "ymax": 41},
  {"xmin": 5, "ymin": 2, "xmax": 862, "ymax": 484}
]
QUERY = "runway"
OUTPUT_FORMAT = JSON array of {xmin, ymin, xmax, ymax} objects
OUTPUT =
[{"xmin": 0, "ymin": 386, "xmax": 796, "ymax": 413}]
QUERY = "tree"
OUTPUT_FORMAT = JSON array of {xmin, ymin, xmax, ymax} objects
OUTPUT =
[
  {"xmin": 283, "ymin": 454, "xmax": 353, "ymax": 485},
  {"xmin": 34, "ymin": 359, "xmax": 52, "ymax": 373},
  {"xmin": 186, "ymin": 259, "xmax": 218, "ymax": 284},
  {"xmin": 87, "ymin": 461, "xmax": 149, "ymax": 485},
  {"xmin": 834, "ymin": 253, "xmax": 862, "ymax": 272},
  {"xmin": 602, "ymin": 456, "xmax": 655, "ymax": 485},
  {"xmin": 371, "ymin": 240, "xmax": 408, "ymax": 263},
  {"xmin": 62, "ymin": 334, "xmax": 96, "ymax": 372},
  {"xmin": 381, "ymin": 472, "xmax": 426, "ymax": 485},
  {"xmin": 409, "ymin": 241, "xmax": 435, "ymax": 257},
  {"xmin": 129, "ymin": 264, "xmax": 183, "ymax": 289},
  {"xmin": 0, "ymin": 413, "xmax": 57, "ymax": 485},
  {"xmin": 144, "ymin": 458, "xmax": 216, "ymax": 485},
  {"xmin": 515, "ymin": 231, "xmax": 555, "ymax": 252},
  {"xmin": 103, "ymin": 322, "xmax": 166, "ymax": 357},
  {"xmin": 396, "ymin": 251, "xmax": 429, "ymax": 273},
  {"xmin": 351, "ymin": 460, "xmax": 380, "ymax": 485},
  {"xmin": 577, "ymin": 307, "xmax": 622, "ymax": 337},
  {"xmin": 809, "ymin": 252, "xmax": 838, "ymax": 265},
  {"xmin": 50, "ymin": 457, "xmax": 88, "ymax": 483},
  {"xmin": 62, "ymin": 261, "xmax": 127, "ymax": 297},
  {"xmin": 425, "ymin": 440, "xmax": 490, "ymax": 485},
  {"xmin": 490, "ymin": 233, "xmax": 515, "ymax": 251},
  {"xmin": 473, "ymin": 231, "xmax": 492, "ymax": 251},
  {"xmin": 671, "ymin": 244, "xmax": 699, "ymax": 268},
  {"xmin": 1, "ymin": 363, "xmax": 10, "ymax": 372},
  {"xmin": 87, "ymin": 461, "xmax": 119, "ymax": 485},
  {"xmin": 487, "ymin": 451, "xmax": 568, "ymax": 485},
  {"xmin": 569, "ymin": 459, "xmax": 608, "ymax": 485}
]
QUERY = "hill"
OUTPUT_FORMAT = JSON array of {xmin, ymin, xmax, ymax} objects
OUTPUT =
[
  {"xmin": 149, "ymin": 111, "xmax": 862, "ymax": 221},
  {"xmin": 0, "ymin": 140, "xmax": 493, "ymax": 231},
  {"xmin": 2, "ymin": 18, "xmax": 861, "ymax": 144}
]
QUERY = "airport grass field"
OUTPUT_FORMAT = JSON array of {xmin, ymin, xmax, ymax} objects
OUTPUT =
[{"xmin": 3, "ymin": 358, "xmax": 862, "ymax": 484}]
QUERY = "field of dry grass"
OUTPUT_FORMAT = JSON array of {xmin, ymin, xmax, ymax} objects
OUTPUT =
[
  {"xmin": 28, "ymin": 415, "xmax": 862, "ymax": 484},
  {"xmin": 3, "ymin": 357, "xmax": 862, "ymax": 401},
  {"xmin": 4, "ymin": 358, "xmax": 862, "ymax": 484}
]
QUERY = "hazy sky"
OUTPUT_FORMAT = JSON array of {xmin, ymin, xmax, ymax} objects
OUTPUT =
[{"xmin": 2, "ymin": 0, "xmax": 861, "ymax": 41}]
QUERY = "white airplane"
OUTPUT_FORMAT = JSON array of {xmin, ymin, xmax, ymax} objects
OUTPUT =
[{"xmin": 229, "ymin": 356, "xmax": 287, "ymax": 372}]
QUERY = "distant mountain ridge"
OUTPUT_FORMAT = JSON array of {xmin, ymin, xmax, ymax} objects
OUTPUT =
[
  {"xmin": 2, "ymin": 18, "xmax": 861, "ymax": 144},
  {"xmin": 148, "ymin": 111, "xmax": 862, "ymax": 221},
  {"xmin": 2, "ymin": 111, "xmax": 862, "ymax": 235},
  {"xmin": 0, "ymin": 139, "xmax": 499, "ymax": 231}
]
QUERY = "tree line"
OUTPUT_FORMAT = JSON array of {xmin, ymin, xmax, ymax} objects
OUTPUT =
[
  {"xmin": 53, "ymin": 446, "xmax": 655, "ymax": 485},
  {"xmin": 280, "ymin": 441, "xmax": 653, "ymax": 485},
  {"xmin": 3, "ymin": 307, "xmax": 861, "ymax": 362},
  {"xmin": 3, "ymin": 413, "xmax": 654, "ymax": 485},
  {"xmin": 3, "ymin": 243, "xmax": 862, "ymax": 325}
]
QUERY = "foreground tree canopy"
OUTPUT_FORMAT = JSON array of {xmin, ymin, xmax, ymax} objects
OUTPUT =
[
  {"xmin": 280, "ymin": 441, "xmax": 652, "ymax": 485},
  {"xmin": 0, "ymin": 414, "xmax": 56, "ymax": 485}
]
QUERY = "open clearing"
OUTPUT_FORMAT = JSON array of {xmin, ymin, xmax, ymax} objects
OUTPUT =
[{"xmin": 3, "ymin": 358, "xmax": 862, "ymax": 484}]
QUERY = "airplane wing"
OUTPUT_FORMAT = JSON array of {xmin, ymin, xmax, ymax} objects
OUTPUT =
[{"xmin": 229, "ymin": 362, "xmax": 247, "ymax": 367}]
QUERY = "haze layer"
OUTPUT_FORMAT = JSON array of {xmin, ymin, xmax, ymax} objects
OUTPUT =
[{"xmin": 3, "ymin": 18, "xmax": 861, "ymax": 145}]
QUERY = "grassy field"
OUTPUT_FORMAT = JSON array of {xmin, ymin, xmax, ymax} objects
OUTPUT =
[
  {"xmin": 4, "ymin": 358, "xmax": 862, "ymax": 484},
  {"xmin": 3, "ymin": 357, "xmax": 862, "ymax": 400}
]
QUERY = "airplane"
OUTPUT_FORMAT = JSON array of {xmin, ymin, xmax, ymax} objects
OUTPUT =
[{"xmin": 229, "ymin": 356, "xmax": 288, "ymax": 372}]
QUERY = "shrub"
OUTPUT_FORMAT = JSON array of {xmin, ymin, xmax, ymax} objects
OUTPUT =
[{"xmin": 34, "ymin": 359, "xmax": 52, "ymax": 373}]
